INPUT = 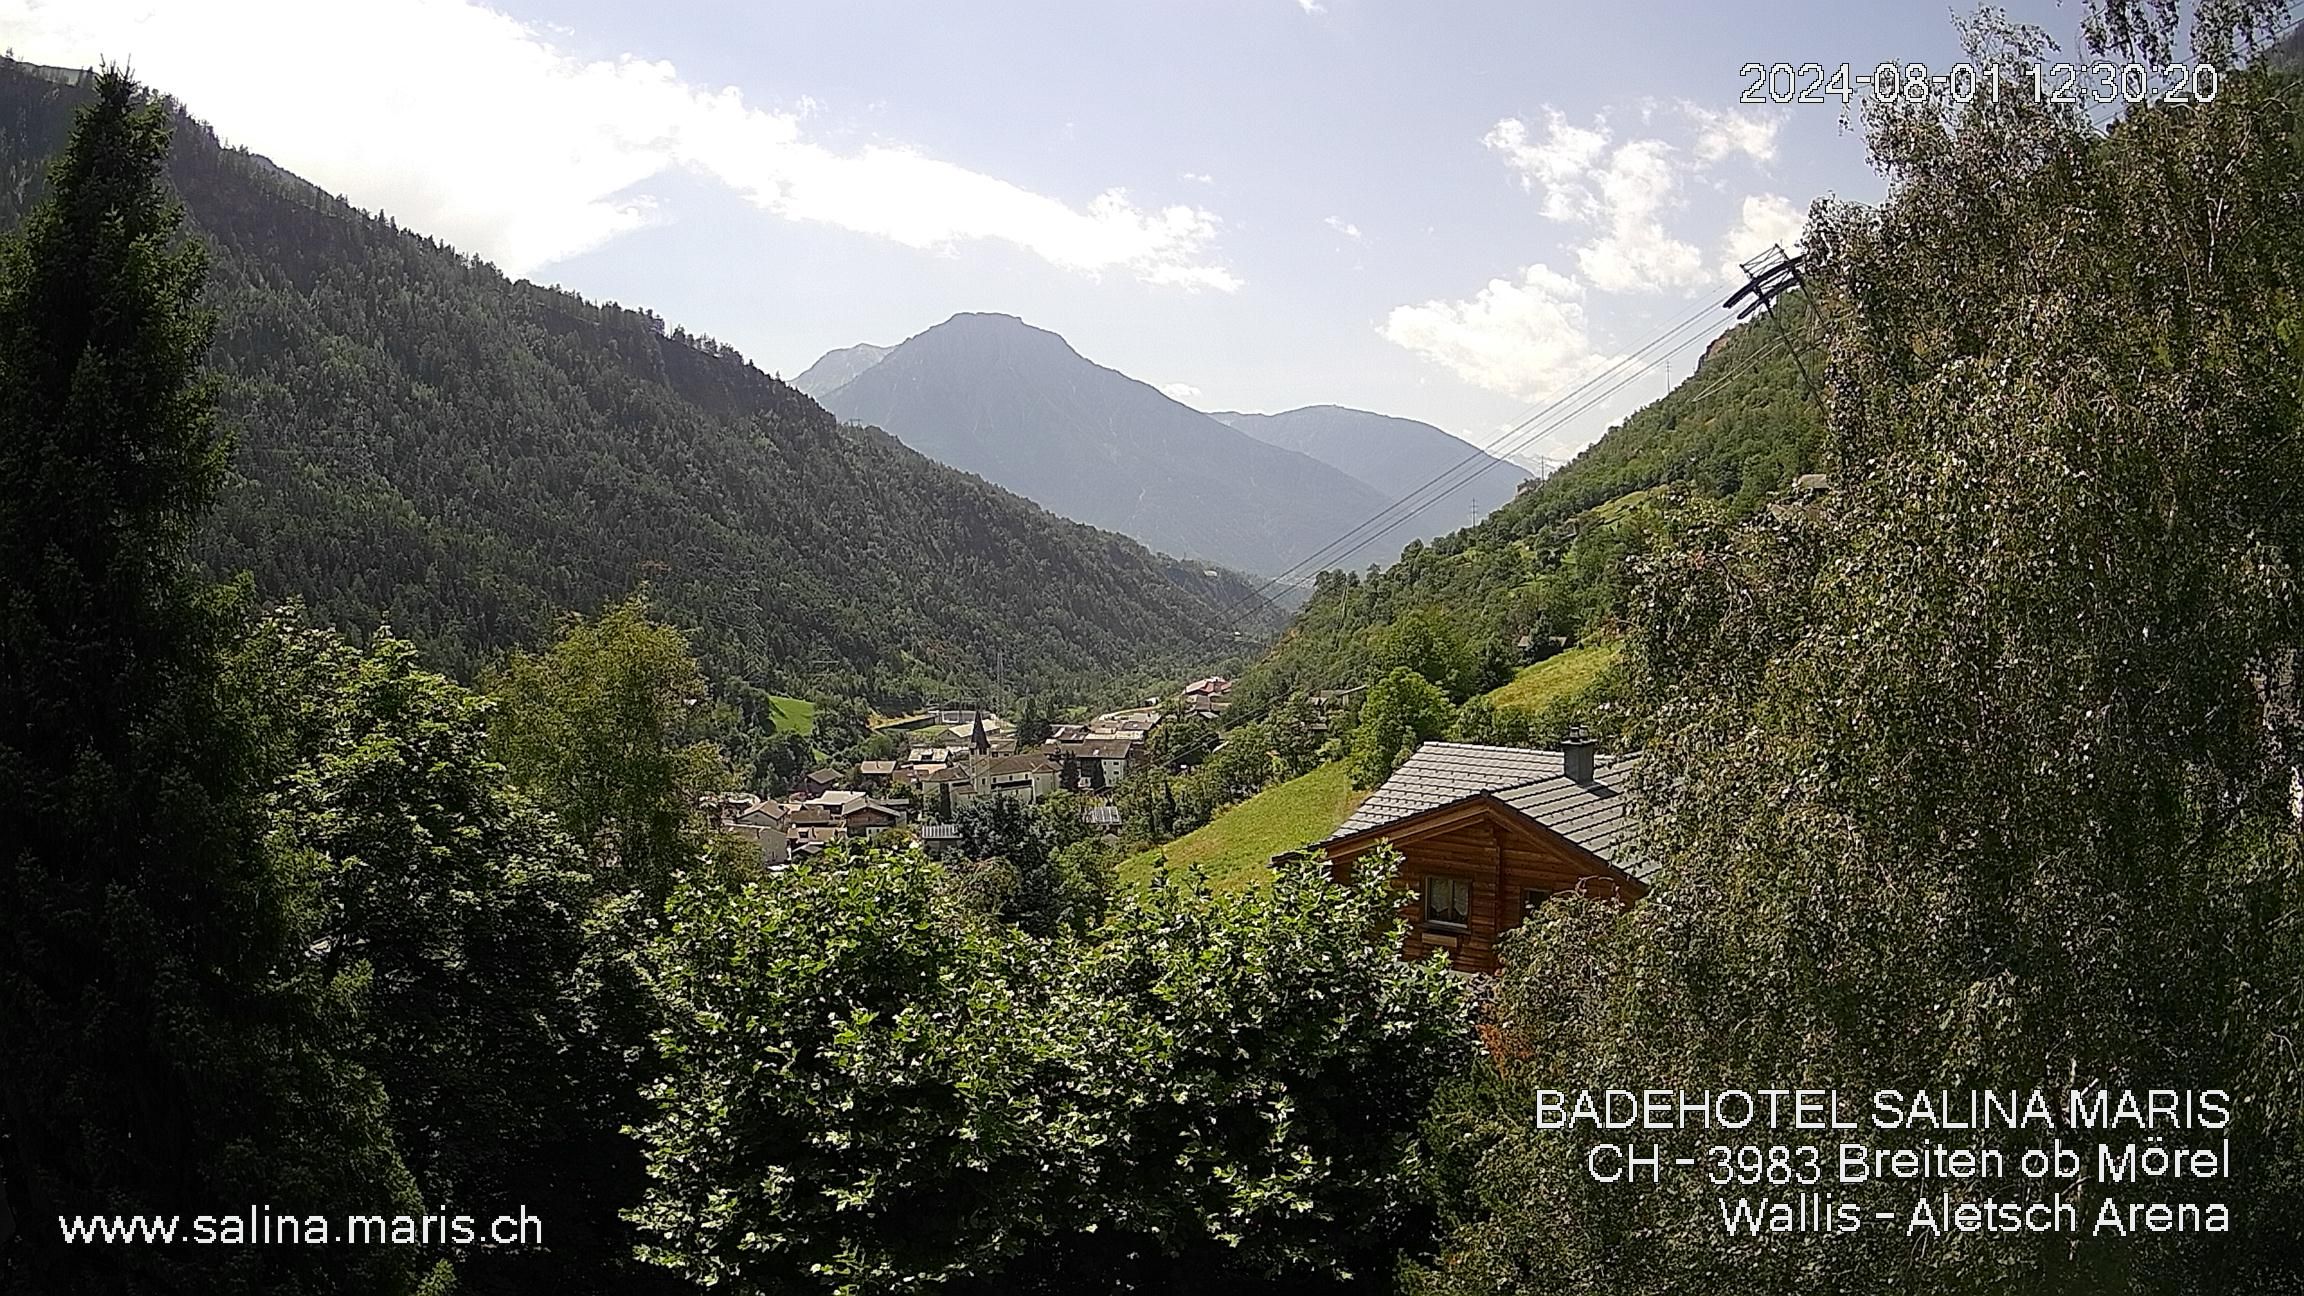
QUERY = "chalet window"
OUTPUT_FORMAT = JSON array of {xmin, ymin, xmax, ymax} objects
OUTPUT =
[
  {"xmin": 1522, "ymin": 888, "xmax": 1550, "ymax": 921},
  {"xmin": 1422, "ymin": 875, "xmax": 1471, "ymax": 930}
]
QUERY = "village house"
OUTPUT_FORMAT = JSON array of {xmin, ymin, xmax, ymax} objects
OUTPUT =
[
  {"xmin": 841, "ymin": 799, "xmax": 908, "ymax": 837},
  {"xmin": 945, "ymin": 750, "xmax": 1062, "ymax": 809},
  {"xmin": 914, "ymin": 763, "xmax": 969, "ymax": 811},
  {"xmin": 1318, "ymin": 736, "xmax": 1647, "ymax": 975},
  {"xmin": 729, "ymin": 800, "xmax": 792, "ymax": 864},
  {"xmin": 1058, "ymin": 736, "xmax": 1136, "ymax": 791},
  {"xmin": 702, "ymin": 792, "xmax": 792, "ymax": 865},
  {"xmin": 1087, "ymin": 705, "xmax": 1164, "ymax": 737},
  {"xmin": 1180, "ymin": 676, "xmax": 1233, "ymax": 716},
  {"xmin": 782, "ymin": 789, "xmax": 910, "ymax": 841},
  {"xmin": 789, "ymin": 824, "xmax": 846, "ymax": 857}
]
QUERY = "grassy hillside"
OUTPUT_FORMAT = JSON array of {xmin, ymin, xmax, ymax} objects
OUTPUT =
[
  {"xmin": 1487, "ymin": 642, "xmax": 1619, "ymax": 713},
  {"xmin": 1121, "ymin": 762, "xmax": 1366, "ymax": 892},
  {"xmin": 766, "ymin": 695, "xmax": 817, "ymax": 736}
]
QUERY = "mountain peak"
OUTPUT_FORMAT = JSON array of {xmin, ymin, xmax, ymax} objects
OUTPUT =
[
  {"xmin": 809, "ymin": 320, "xmax": 1403, "ymax": 575},
  {"xmin": 907, "ymin": 311, "xmax": 1085, "ymax": 361}
]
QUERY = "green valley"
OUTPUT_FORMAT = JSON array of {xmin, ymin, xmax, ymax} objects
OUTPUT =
[{"xmin": 11, "ymin": 4, "xmax": 2304, "ymax": 1293}]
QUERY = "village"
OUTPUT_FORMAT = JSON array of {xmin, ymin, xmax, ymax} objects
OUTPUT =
[
  {"xmin": 702, "ymin": 660, "xmax": 1655, "ymax": 983},
  {"xmin": 702, "ymin": 676, "xmax": 1236, "ymax": 863}
]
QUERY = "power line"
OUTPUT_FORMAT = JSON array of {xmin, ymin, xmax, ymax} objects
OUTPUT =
[
  {"xmin": 1171, "ymin": 302, "xmax": 1736, "ymax": 646},
  {"xmin": 1254, "ymin": 301, "xmax": 1723, "ymax": 587},
  {"xmin": 1726, "ymin": 245, "xmax": 1817, "ymax": 398},
  {"xmin": 1128, "ymin": 320, "xmax": 1815, "ymax": 788},
  {"xmin": 1120, "ymin": 307, "xmax": 1821, "ymax": 781},
  {"xmin": 1205, "ymin": 314, "xmax": 1809, "ymax": 656}
]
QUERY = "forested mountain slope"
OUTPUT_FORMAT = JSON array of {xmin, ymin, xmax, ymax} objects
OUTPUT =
[
  {"xmin": 1228, "ymin": 296, "xmax": 1823, "ymax": 712},
  {"xmin": 0, "ymin": 61, "xmax": 1267, "ymax": 704},
  {"xmin": 812, "ymin": 313, "xmax": 1406, "ymax": 577},
  {"xmin": 1212, "ymin": 404, "xmax": 1527, "ymax": 533}
]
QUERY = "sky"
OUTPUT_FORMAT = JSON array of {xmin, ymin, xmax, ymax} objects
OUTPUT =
[{"xmin": 0, "ymin": 0, "xmax": 2093, "ymax": 460}]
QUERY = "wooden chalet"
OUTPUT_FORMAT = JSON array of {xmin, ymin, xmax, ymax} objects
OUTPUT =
[{"xmin": 1319, "ymin": 737, "xmax": 1648, "ymax": 975}]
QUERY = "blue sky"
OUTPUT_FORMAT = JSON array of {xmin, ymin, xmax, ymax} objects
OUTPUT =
[{"xmin": 4, "ymin": 0, "xmax": 2088, "ymax": 456}]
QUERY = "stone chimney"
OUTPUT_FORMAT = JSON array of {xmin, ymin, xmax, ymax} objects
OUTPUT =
[{"xmin": 1560, "ymin": 726, "xmax": 1596, "ymax": 783}]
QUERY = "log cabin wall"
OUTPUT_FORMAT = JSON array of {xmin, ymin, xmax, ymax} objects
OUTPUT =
[{"xmin": 1327, "ymin": 801, "xmax": 1639, "ymax": 974}]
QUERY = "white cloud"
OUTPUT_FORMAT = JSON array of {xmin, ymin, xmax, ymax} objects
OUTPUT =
[
  {"xmin": 1181, "ymin": 171, "xmax": 1215, "ymax": 185},
  {"xmin": 1379, "ymin": 263, "xmax": 1623, "ymax": 403},
  {"xmin": 1717, "ymin": 192, "xmax": 1804, "ymax": 281},
  {"xmin": 1297, "ymin": 0, "xmax": 1326, "ymax": 12},
  {"xmin": 1484, "ymin": 111, "xmax": 1707, "ymax": 294},
  {"xmin": 0, "ymin": 0, "xmax": 1240, "ymax": 289},
  {"xmin": 1324, "ymin": 216, "xmax": 1363, "ymax": 241},
  {"xmin": 1682, "ymin": 103, "xmax": 1782, "ymax": 163},
  {"xmin": 1572, "ymin": 138, "xmax": 1705, "ymax": 293},
  {"xmin": 1386, "ymin": 102, "xmax": 1795, "ymax": 413},
  {"xmin": 1483, "ymin": 112, "xmax": 1608, "ymax": 221},
  {"xmin": 1160, "ymin": 382, "xmax": 1203, "ymax": 402}
]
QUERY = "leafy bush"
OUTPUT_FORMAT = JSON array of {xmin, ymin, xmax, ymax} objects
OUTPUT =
[{"xmin": 633, "ymin": 847, "xmax": 1474, "ymax": 1294}]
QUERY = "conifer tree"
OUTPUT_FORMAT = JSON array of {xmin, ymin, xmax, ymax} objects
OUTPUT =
[{"xmin": 0, "ymin": 71, "xmax": 419, "ymax": 1294}]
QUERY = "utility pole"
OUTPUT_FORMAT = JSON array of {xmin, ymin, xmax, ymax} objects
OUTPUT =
[{"xmin": 1723, "ymin": 243, "xmax": 1817, "ymax": 397}]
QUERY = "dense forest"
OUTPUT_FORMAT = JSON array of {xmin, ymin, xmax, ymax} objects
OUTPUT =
[{"xmin": 0, "ymin": 60, "xmax": 1269, "ymax": 710}]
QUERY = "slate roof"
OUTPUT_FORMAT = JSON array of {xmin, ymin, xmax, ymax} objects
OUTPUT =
[
  {"xmin": 1328, "ymin": 742, "xmax": 1649, "ymax": 879},
  {"xmin": 1333, "ymin": 743, "xmax": 1565, "ymax": 835},
  {"xmin": 1493, "ymin": 763, "xmax": 1645, "ymax": 877},
  {"xmin": 983, "ymin": 751, "xmax": 1058, "ymax": 775}
]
